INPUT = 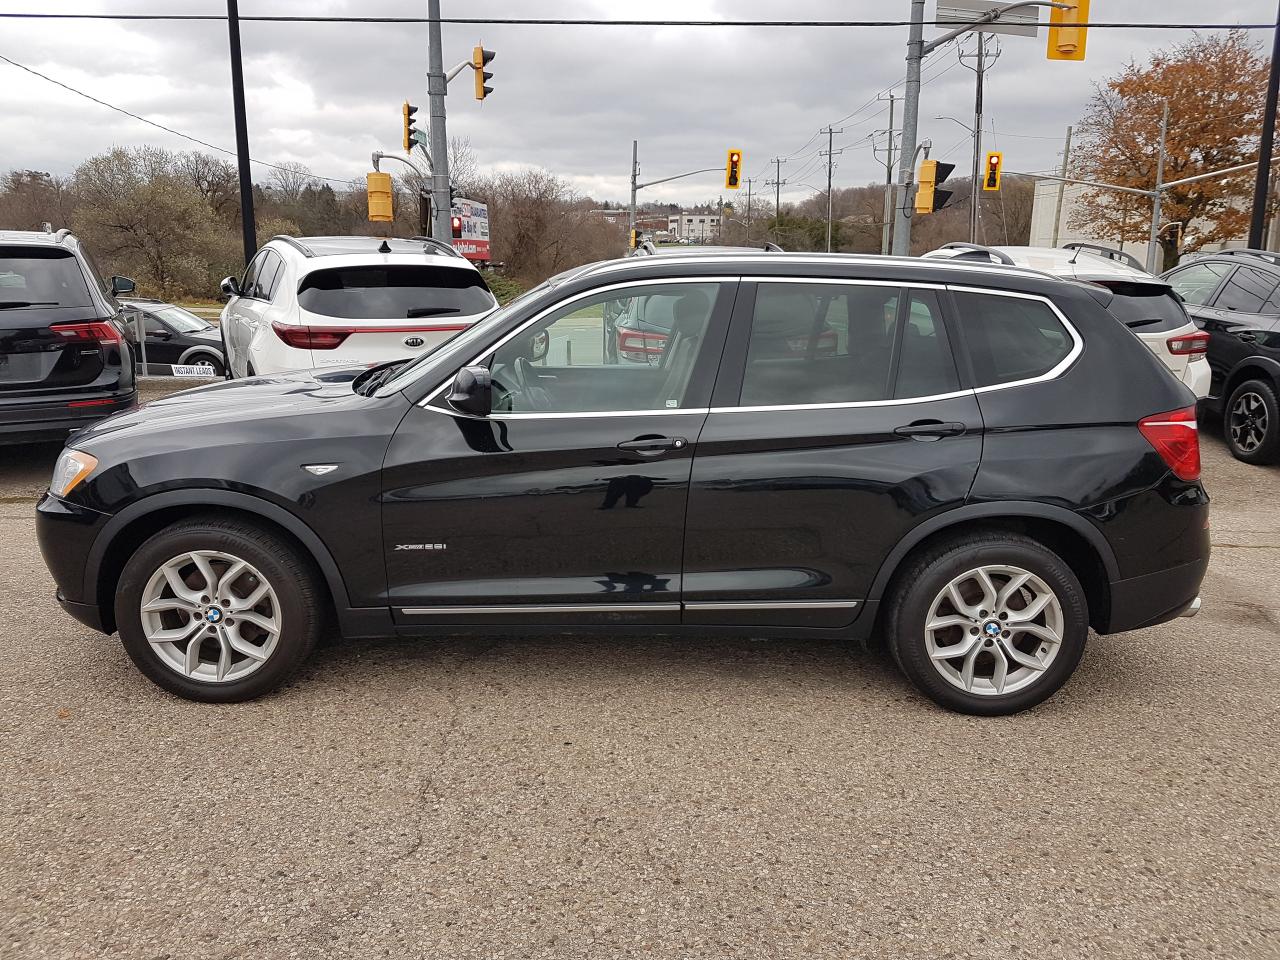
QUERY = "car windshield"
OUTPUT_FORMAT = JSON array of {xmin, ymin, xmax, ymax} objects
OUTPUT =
[
  {"xmin": 150, "ymin": 305, "xmax": 211, "ymax": 333},
  {"xmin": 1096, "ymin": 281, "xmax": 1191, "ymax": 333},
  {"xmin": 298, "ymin": 264, "xmax": 497, "ymax": 319},
  {"xmin": 373, "ymin": 281, "xmax": 551, "ymax": 397},
  {"xmin": 0, "ymin": 248, "xmax": 92, "ymax": 308}
]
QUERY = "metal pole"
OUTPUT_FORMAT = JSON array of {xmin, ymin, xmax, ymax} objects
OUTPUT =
[
  {"xmin": 1250, "ymin": 0, "xmax": 1280, "ymax": 248},
  {"xmin": 426, "ymin": 0, "xmax": 452, "ymax": 242},
  {"xmin": 882, "ymin": 93, "xmax": 896, "ymax": 255},
  {"xmin": 1147, "ymin": 101, "xmax": 1169, "ymax": 273},
  {"xmin": 823, "ymin": 127, "xmax": 843, "ymax": 252},
  {"xmin": 225, "ymin": 0, "xmax": 256, "ymax": 265},
  {"xmin": 774, "ymin": 158, "xmax": 782, "ymax": 237},
  {"xmin": 745, "ymin": 177, "xmax": 753, "ymax": 243},
  {"xmin": 892, "ymin": 0, "xmax": 926, "ymax": 256},
  {"xmin": 969, "ymin": 34, "xmax": 985, "ymax": 244},
  {"xmin": 1051, "ymin": 125, "xmax": 1073, "ymax": 247},
  {"xmin": 628, "ymin": 139, "xmax": 638, "ymax": 248}
]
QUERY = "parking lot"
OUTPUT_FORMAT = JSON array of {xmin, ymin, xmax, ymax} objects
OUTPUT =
[{"xmin": 1, "ymin": 384, "xmax": 1277, "ymax": 960}]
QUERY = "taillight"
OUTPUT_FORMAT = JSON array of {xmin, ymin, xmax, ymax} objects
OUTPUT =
[
  {"xmin": 272, "ymin": 322, "xmax": 350, "ymax": 350},
  {"xmin": 617, "ymin": 329, "xmax": 667, "ymax": 355},
  {"xmin": 1166, "ymin": 331, "xmax": 1209, "ymax": 356},
  {"xmin": 1138, "ymin": 405, "xmax": 1200, "ymax": 481},
  {"xmin": 50, "ymin": 320, "xmax": 123, "ymax": 346}
]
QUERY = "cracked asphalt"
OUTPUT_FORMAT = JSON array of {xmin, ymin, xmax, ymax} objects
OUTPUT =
[{"xmin": 1, "ymin": 381, "xmax": 1277, "ymax": 960}]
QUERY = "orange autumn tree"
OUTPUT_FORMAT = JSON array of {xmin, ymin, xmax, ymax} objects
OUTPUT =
[{"xmin": 1069, "ymin": 30, "xmax": 1274, "ymax": 269}]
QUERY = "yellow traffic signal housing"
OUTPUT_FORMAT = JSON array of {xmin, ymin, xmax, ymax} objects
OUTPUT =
[
  {"xmin": 630, "ymin": 228, "xmax": 642, "ymax": 249},
  {"xmin": 983, "ymin": 151, "xmax": 1004, "ymax": 192},
  {"xmin": 366, "ymin": 172, "xmax": 394, "ymax": 223},
  {"xmin": 914, "ymin": 159, "xmax": 955, "ymax": 215},
  {"xmin": 725, "ymin": 149, "xmax": 743, "ymax": 190},
  {"xmin": 1047, "ymin": 0, "xmax": 1088, "ymax": 61},
  {"xmin": 473, "ymin": 46, "xmax": 495, "ymax": 100},
  {"xmin": 402, "ymin": 102, "xmax": 419, "ymax": 154}
]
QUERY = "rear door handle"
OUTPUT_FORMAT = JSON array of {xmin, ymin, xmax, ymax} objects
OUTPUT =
[
  {"xmin": 894, "ymin": 421, "xmax": 967, "ymax": 440},
  {"xmin": 1236, "ymin": 332, "xmax": 1258, "ymax": 343},
  {"xmin": 617, "ymin": 436, "xmax": 687, "ymax": 453}
]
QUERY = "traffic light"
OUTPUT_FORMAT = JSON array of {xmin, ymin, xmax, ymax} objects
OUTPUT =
[
  {"xmin": 472, "ymin": 45, "xmax": 495, "ymax": 101},
  {"xmin": 725, "ymin": 149, "xmax": 743, "ymax": 190},
  {"xmin": 451, "ymin": 215, "xmax": 463, "ymax": 239},
  {"xmin": 914, "ymin": 159, "xmax": 955, "ymax": 215},
  {"xmin": 1047, "ymin": 0, "xmax": 1089, "ymax": 61},
  {"xmin": 630, "ymin": 229, "xmax": 641, "ymax": 249},
  {"xmin": 983, "ymin": 151, "xmax": 1004, "ymax": 192},
  {"xmin": 366, "ymin": 172, "xmax": 394, "ymax": 223},
  {"xmin": 402, "ymin": 101, "xmax": 419, "ymax": 154}
]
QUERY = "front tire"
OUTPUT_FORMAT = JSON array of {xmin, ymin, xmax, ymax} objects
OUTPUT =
[
  {"xmin": 1224, "ymin": 378, "xmax": 1280, "ymax": 464},
  {"xmin": 885, "ymin": 533, "xmax": 1088, "ymax": 716},
  {"xmin": 187, "ymin": 353, "xmax": 226, "ymax": 378},
  {"xmin": 115, "ymin": 516, "xmax": 322, "ymax": 702}
]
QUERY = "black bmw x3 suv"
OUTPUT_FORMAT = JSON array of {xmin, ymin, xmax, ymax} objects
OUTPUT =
[{"xmin": 37, "ymin": 252, "xmax": 1209, "ymax": 714}]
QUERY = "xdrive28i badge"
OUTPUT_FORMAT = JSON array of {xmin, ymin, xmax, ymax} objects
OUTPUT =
[{"xmin": 404, "ymin": 336, "xmax": 425, "ymax": 348}]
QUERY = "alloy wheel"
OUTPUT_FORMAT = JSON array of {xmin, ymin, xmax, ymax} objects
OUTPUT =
[
  {"xmin": 924, "ymin": 565, "xmax": 1064, "ymax": 697},
  {"xmin": 1229, "ymin": 391, "xmax": 1269, "ymax": 454},
  {"xmin": 138, "ymin": 550, "xmax": 281, "ymax": 683}
]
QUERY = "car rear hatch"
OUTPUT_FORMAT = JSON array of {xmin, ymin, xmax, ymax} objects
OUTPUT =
[
  {"xmin": 1091, "ymin": 279, "xmax": 1206, "ymax": 379},
  {"xmin": 279, "ymin": 261, "xmax": 497, "ymax": 368},
  {"xmin": 0, "ymin": 247, "xmax": 124, "ymax": 402}
]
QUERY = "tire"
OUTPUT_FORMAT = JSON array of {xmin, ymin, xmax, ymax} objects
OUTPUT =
[
  {"xmin": 114, "ymin": 516, "xmax": 323, "ymax": 702},
  {"xmin": 186, "ymin": 353, "xmax": 226, "ymax": 378},
  {"xmin": 885, "ymin": 532, "xmax": 1088, "ymax": 716},
  {"xmin": 1224, "ymin": 378, "xmax": 1280, "ymax": 465}
]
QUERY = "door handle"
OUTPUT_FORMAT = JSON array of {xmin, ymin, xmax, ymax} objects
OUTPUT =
[
  {"xmin": 617, "ymin": 436, "xmax": 687, "ymax": 453},
  {"xmin": 1236, "ymin": 332, "xmax": 1258, "ymax": 343},
  {"xmin": 894, "ymin": 420, "xmax": 967, "ymax": 440}
]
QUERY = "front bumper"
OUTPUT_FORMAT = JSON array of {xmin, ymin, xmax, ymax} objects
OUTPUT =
[{"xmin": 36, "ymin": 492, "xmax": 112, "ymax": 634}]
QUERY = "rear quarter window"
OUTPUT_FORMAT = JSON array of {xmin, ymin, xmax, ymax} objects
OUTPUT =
[
  {"xmin": 952, "ymin": 291, "xmax": 1075, "ymax": 388},
  {"xmin": 297, "ymin": 265, "xmax": 496, "ymax": 320}
]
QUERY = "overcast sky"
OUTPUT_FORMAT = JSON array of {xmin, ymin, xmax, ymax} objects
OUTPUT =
[{"xmin": 0, "ymin": 1, "xmax": 1276, "ymax": 208}]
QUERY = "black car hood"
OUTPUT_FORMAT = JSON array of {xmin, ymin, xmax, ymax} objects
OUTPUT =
[
  {"xmin": 70, "ymin": 366, "xmax": 371, "ymax": 449},
  {"xmin": 186, "ymin": 327, "xmax": 223, "ymax": 343}
]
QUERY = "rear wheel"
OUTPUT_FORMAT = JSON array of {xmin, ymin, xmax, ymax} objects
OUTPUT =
[
  {"xmin": 886, "ymin": 533, "xmax": 1088, "ymax": 715},
  {"xmin": 114, "ymin": 516, "xmax": 322, "ymax": 702},
  {"xmin": 1224, "ymin": 378, "xmax": 1280, "ymax": 464},
  {"xmin": 186, "ymin": 352, "xmax": 226, "ymax": 378}
]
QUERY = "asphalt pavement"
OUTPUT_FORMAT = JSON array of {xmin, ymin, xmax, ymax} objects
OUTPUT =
[{"xmin": 1, "ymin": 381, "xmax": 1277, "ymax": 960}]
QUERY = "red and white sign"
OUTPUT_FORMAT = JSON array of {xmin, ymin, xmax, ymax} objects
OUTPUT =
[{"xmin": 450, "ymin": 197, "xmax": 490, "ymax": 263}]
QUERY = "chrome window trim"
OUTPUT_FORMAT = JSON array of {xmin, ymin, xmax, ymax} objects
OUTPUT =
[
  {"xmin": 400, "ymin": 603, "xmax": 681, "ymax": 615},
  {"xmin": 420, "ymin": 275, "xmax": 737, "ymax": 414}
]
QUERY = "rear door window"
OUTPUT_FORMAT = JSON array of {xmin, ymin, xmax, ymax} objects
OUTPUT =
[
  {"xmin": 894, "ymin": 291, "xmax": 960, "ymax": 399},
  {"xmin": 1095, "ymin": 282, "xmax": 1192, "ymax": 333},
  {"xmin": 1213, "ymin": 265, "xmax": 1279, "ymax": 314},
  {"xmin": 0, "ymin": 248, "xmax": 93, "ymax": 309},
  {"xmin": 952, "ymin": 291, "xmax": 1075, "ymax": 388},
  {"xmin": 1165, "ymin": 262, "xmax": 1230, "ymax": 306},
  {"xmin": 297, "ymin": 265, "xmax": 496, "ymax": 319}
]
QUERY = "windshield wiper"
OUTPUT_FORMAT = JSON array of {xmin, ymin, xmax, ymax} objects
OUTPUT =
[
  {"xmin": 0, "ymin": 300, "xmax": 58, "ymax": 308},
  {"xmin": 353, "ymin": 358, "xmax": 409, "ymax": 396},
  {"xmin": 406, "ymin": 306, "xmax": 462, "ymax": 318}
]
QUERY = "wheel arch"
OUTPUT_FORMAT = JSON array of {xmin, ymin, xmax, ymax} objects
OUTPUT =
[
  {"xmin": 1224, "ymin": 357, "xmax": 1280, "ymax": 401},
  {"xmin": 87, "ymin": 490, "xmax": 351, "ymax": 634},
  {"xmin": 176, "ymin": 345, "xmax": 226, "ymax": 366},
  {"xmin": 866, "ymin": 503, "xmax": 1118, "ymax": 633}
]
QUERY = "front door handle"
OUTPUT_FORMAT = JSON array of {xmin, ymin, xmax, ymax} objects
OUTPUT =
[
  {"xmin": 617, "ymin": 436, "xmax": 688, "ymax": 453},
  {"xmin": 894, "ymin": 420, "xmax": 967, "ymax": 440},
  {"xmin": 1236, "ymin": 331, "xmax": 1258, "ymax": 343}
]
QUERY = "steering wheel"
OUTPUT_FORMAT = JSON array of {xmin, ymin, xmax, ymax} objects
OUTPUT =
[{"xmin": 512, "ymin": 356, "xmax": 552, "ymax": 410}]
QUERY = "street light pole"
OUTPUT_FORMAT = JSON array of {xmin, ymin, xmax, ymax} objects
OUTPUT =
[
  {"xmin": 1249, "ymin": 0, "xmax": 1280, "ymax": 248},
  {"xmin": 628, "ymin": 139, "xmax": 638, "ymax": 247},
  {"xmin": 225, "ymin": 0, "xmax": 256, "ymax": 265},
  {"xmin": 891, "ymin": 0, "xmax": 926, "ymax": 256},
  {"xmin": 426, "ymin": 0, "xmax": 452, "ymax": 242},
  {"xmin": 1146, "ymin": 101, "xmax": 1169, "ymax": 273}
]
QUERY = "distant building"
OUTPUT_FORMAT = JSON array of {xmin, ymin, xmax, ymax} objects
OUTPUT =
[{"xmin": 668, "ymin": 209, "xmax": 722, "ymax": 241}]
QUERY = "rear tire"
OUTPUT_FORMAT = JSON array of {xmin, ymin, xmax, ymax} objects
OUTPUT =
[
  {"xmin": 186, "ymin": 353, "xmax": 226, "ymax": 378},
  {"xmin": 1224, "ymin": 378, "xmax": 1280, "ymax": 465},
  {"xmin": 114, "ymin": 516, "xmax": 322, "ymax": 702},
  {"xmin": 885, "ymin": 532, "xmax": 1088, "ymax": 716}
]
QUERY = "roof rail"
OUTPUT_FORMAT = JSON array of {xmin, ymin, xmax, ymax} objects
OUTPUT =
[
  {"xmin": 940, "ymin": 241, "xmax": 1016, "ymax": 266},
  {"xmin": 53, "ymin": 228, "xmax": 72, "ymax": 242},
  {"xmin": 762, "ymin": 242, "xmax": 784, "ymax": 252},
  {"xmin": 270, "ymin": 235, "xmax": 315, "ymax": 257},
  {"xmin": 1062, "ymin": 242, "xmax": 1144, "ymax": 271},
  {"xmin": 408, "ymin": 236, "xmax": 464, "ymax": 257},
  {"xmin": 1215, "ymin": 247, "xmax": 1280, "ymax": 267}
]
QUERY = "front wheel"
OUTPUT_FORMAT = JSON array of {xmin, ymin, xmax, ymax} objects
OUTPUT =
[
  {"xmin": 1224, "ymin": 378, "xmax": 1280, "ymax": 465},
  {"xmin": 115, "ymin": 516, "xmax": 323, "ymax": 702},
  {"xmin": 885, "ymin": 533, "xmax": 1088, "ymax": 715},
  {"xmin": 187, "ymin": 353, "xmax": 226, "ymax": 378}
]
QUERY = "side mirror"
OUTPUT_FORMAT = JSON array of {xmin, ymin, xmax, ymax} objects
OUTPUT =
[
  {"xmin": 446, "ymin": 365, "xmax": 492, "ymax": 417},
  {"xmin": 110, "ymin": 275, "xmax": 136, "ymax": 296},
  {"xmin": 530, "ymin": 330, "xmax": 549, "ymax": 362},
  {"xmin": 219, "ymin": 276, "xmax": 241, "ymax": 300}
]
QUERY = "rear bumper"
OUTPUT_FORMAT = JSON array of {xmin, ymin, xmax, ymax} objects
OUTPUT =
[
  {"xmin": 1182, "ymin": 357, "xmax": 1211, "ymax": 400},
  {"xmin": 1104, "ymin": 555, "xmax": 1210, "ymax": 634},
  {"xmin": 0, "ymin": 390, "xmax": 137, "ymax": 444}
]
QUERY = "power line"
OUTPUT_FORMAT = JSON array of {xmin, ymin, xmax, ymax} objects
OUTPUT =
[
  {"xmin": 0, "ymin": 53, "xmax": 353, "ymax": 185},
  {"xmin": 0, "ymin": 14, "xmax": 1273, "ymax": 28}
]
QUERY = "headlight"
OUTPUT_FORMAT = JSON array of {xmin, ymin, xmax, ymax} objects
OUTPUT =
[{"xmin": 50, "ymin": 449, "xmax": 98, "ymax": 498}]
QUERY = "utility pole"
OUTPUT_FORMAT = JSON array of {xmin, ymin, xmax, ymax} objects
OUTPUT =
[
  {"xmin": 225, "ymin": 0, "xmax": 256, "ymax": 265},
  {"xmin": 744, "ymin": 177, "xmax": 753, "ymax": 242},
  {"xmin": 967, "ymin": 34, "xmax": 987, "ymax": 244},
  {"xmin": 1146, "ymin": 101, "xmax": 1169, "ymax": 273},
  {"xmin": 820, "ymin": 127, "xmax": 844, "ymax": 252},
  {"xmin": 891, "ymin": 0, "xmax": 926, "ymax": 256},
  {"xmin": 628, "ymin": 139, "xmax": 639, "ymax": 246},
  {"xmin": 1250, "ymin": 0, "xmax": 1280, "ymax": 248},
  {"xmin": 426, "ymin": 0, "xmax": 452, "ymax": 242},
  {"xmin": 1051, "ymin": 125, "xmax": 1073, "ymax": 247},
  {"xmin": 768, "ymin": 157, "xmax": 787, "ymax": 242},
  {"xmin": 877, "ymin": 93, "xmax": 897, "ymax": 254}
]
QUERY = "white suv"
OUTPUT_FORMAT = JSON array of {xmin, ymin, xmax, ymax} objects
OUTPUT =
[
  {"xmin": 218, "ymin": 235, "xmax": 498, "ymax": 377},
  {"xmin": 922, "ymin": 243, "xmax": 1211, "ymax": 398}
]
